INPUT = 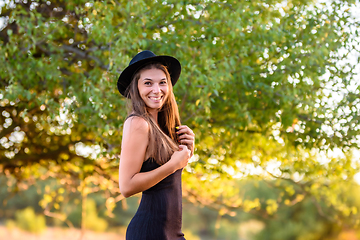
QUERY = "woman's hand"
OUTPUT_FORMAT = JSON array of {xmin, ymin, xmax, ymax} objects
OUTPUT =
[
  {"xmin": 176, "ymin": 125, "xmax": 195, "ymax": 157},
  {"xmin": 169, "ymin": 145, "xmax": 191, "ymax": 170}
]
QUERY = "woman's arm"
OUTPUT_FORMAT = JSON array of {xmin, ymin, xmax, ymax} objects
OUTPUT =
[{"xmin": 119, "ymin": 116, "xmax": 190, "ymax": 198}]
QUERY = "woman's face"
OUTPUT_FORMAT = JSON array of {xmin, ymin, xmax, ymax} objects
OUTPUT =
[{"xmin": 137, "ymin": 68, "xmax": 169, "ymax": 110}]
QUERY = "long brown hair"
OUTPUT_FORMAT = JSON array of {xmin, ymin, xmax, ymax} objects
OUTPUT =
[{"xmin": 125, "ymin": 63, "xmax": 181, "ymax": 165}]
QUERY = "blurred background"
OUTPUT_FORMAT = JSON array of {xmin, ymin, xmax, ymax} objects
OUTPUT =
[{"xmin": 1, "ymin": 0, "xmax": 360, "ymax": 239}]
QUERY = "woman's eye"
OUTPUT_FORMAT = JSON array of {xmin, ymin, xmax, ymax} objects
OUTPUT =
[
  {"xmin": 144, "ymin": 82, "xmax": 151, "ymax": 85},
  {"xmin": 160, "ymin": 81, "xmax": 167, "ymax": 85}
]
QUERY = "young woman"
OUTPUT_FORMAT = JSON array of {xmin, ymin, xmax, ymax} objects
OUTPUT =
[{"xmin": 117, "ymin": 50, "xmax": 195, "ymax": 240}]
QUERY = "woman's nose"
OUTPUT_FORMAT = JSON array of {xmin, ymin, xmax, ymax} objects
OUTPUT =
[{"xmin": 152, "ymin": 84, "xmax": 161, "ymax": 93}]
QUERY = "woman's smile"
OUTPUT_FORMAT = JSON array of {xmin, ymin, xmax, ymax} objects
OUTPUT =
[{"xmin": 148, "ymin": 95, "xmax": 163, "ymax": 101}]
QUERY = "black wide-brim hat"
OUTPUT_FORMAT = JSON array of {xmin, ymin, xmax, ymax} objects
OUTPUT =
[{"xmin": 117, "ymin": 50, "xmax": 181, "ymax": 97}]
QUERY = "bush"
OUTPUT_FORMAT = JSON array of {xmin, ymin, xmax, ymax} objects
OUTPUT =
[
  {"xmin": 84, "ymin": 199, "xmax": 108, "ymax": 232},
  {"xmin": 183, "ymin": 230, "xmax": 201, "ymax": 240},
  {"xmin": 5, "ymin": 219, "xmax": 16, "ymax": 230},
  {"xmin": 14, "ymin": 207, "xmax": 46, "ymax": 234},
  {"xmin": 68, "ymin": 198, "xmax": 108, "ymax": 232}
]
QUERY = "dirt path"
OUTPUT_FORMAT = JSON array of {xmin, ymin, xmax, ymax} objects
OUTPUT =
[{"xmin": 0, "ymin": 226, "xmax": 125, "ymax": 240}]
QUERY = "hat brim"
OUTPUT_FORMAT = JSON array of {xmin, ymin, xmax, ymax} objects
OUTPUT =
[{"xmin": 117, "ymin": 55, "xmax": 181, "ymax": 97}]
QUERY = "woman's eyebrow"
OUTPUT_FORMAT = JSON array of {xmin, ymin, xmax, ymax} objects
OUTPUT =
[{"xmin": 143, "ymin": 77, "xmax": 167, "ymax": 80}]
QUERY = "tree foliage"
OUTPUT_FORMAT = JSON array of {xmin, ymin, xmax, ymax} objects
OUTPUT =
[{"xmin": 1, "ymin": 0, "xmax": 360, "ymax": 233}]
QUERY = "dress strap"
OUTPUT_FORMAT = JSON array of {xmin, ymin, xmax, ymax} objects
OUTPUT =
[{"xmin": 125, "ymin": 113, "xmax": 137, "ymax": 120}]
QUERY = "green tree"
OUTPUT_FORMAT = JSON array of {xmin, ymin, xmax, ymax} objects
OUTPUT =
[{"xmin": 1, "ymin": 0, "xmax": 360, "ymax": 233}]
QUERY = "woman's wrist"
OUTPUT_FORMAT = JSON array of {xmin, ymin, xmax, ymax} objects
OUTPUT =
[{"xmin": 165, "ymin": 157, "xmax": 178, "ymax": 173}]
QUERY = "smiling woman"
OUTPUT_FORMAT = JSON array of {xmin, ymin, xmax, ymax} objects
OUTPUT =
[{"xmin": 117, "ymin": 51, "xmax": 195, "ymax": 240}]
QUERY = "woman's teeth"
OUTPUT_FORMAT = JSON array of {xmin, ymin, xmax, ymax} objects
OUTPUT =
[{"xmin": 150, "ymin": 96, "xmax": 161, "ymax": 100}]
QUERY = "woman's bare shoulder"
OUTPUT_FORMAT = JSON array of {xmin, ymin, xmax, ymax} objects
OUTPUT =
[
  {"xmin": 121, "ymin": 115, "xmax": 149, "ymax": 161},
  {"xmin": 123, "ymin": 115, "xmax": 149, "ymax": 135}
]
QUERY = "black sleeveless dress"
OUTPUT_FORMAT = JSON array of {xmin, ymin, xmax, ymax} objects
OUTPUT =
[{"xmin": 126, "ymin": 159, "xmax": 186, "ymax": 240}]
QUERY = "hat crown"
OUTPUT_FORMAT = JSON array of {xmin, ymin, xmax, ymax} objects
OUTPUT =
[{"xmin": 129, "ymin": 50, "xmax": 156, "ymax": 65}]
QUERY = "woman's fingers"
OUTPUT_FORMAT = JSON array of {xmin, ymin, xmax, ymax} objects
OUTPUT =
[
  {"xmin": 178, "ymin": 133, "xmax": 195, "ymax": 140},
  {"xmin": 178, "ymin": 144, "xmax": 188, "ymax": 150},
  {"xmin": 176, "ymin": 125, "xmax": 195, "ymax": 136},
  {"xmin": 176, "ymin": 125, "xmax": 195, "ymax": 157},
  {"xmin": 178, "ymin": 145, "xmax": 191, "ymax": 157},
  {"xmin": 177, "ymin": 134, "xmax": 195, "ymax": 146},
  {"xmin": 179, "ymin": 139, "xmax": 194, "ymax": 146}
]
